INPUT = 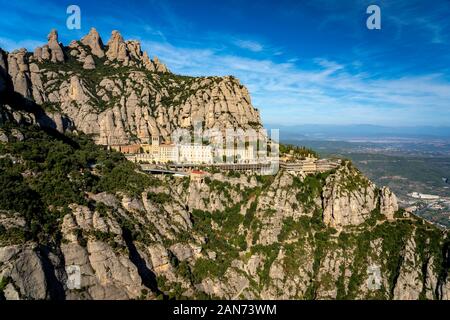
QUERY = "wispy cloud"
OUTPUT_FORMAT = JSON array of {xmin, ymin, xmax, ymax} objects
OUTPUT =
[
  {"xmin": 0, "ymin": 37, "xmax": 45, "ymax": 52},
  {"xmin": 141, "ymin": 39, "xmax": 450, "ymax": 126},
  {"xmin": 421, "ymin": 19, "xmax": 446, "ymax": 44},
  {"xmin": 234, "ymin": 39, "xmax": 264, "ymax": 52}
]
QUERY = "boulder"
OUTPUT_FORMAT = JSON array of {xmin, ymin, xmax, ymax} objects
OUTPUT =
[{"xmin": 83, "ymin": 55, "xmax": 95, "ymax": 70}]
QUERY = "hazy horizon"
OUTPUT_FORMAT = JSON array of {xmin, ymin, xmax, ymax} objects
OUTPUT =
[{"xmin": 266, "ymin": 123, "xmax": 450, "ymax": 140}]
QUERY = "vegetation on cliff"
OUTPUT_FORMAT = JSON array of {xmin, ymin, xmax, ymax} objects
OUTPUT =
[{"xmin": 0, "ymin": 124, "xmax": 157, "ymax": 244}]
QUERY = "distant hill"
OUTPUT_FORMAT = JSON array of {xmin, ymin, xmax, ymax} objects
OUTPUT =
[{"xmin": 266, "ymin": 123, "xmax": 450, "ymax": 140}]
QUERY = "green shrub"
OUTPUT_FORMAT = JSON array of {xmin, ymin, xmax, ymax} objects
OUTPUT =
[{"xmin": 147, "ymin": 192, "xmax": 171, "ymax": 204}]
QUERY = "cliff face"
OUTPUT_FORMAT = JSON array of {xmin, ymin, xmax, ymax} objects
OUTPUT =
[
  {"xmin": 0, "ymin": 124, "xmax": 448, "ymax": 300},
  {"xmin": 0, "ymin": 28, "xmax": 262, "ymax": 145}
]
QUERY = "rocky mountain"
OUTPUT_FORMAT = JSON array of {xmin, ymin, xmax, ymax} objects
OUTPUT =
[
  {"xmin": 0, "ymin": 121, "xmax": 448, "ymax": 299},
  {"xmin": 0, "ymin": 28, "xmax": 262, "ymax": 145},
  {"xmin": 0, "ymin": 28, "xmax": 449, "ymax": 300}
]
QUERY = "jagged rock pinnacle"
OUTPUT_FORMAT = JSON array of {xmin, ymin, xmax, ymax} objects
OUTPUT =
[
  {"xmin": 81, "ymin": 27, "xmax": 105, "ymax": 58},
  {"xmin": 106, "ymin": 30, "xmax": 128, "ymax": 62},
  {"xmin": 47, "ymin": 29, "xmax": 58, "ymax": 43},
  {"xmin": 47, "ymin": 29, "xmax": 65, "ymax": 63},
  {"xmin": 33, "ymin": 29, "xmax": 64, "ymax": 63},
  {"xmin": 142, "ymin": 51, "xmax": 156, "ymax": 71},
  {"xmin": 153, "ymin": 56, "xmax": 168, "ymax": 73}
]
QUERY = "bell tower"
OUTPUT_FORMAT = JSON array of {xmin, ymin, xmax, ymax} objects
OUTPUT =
[{"xmin": 151, "ymin": 135, "xmax": 160, "ymax": 146}]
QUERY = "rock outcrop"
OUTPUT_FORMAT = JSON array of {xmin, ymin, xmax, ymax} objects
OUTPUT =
[
  {"xmin": 322, "ymin": 163, "xmax": 377, "ymax": 228},
  {"xmin": 152, "ymin": 56, "xmax": 168, "ymax": 73},
  {"xmin": 34, "ymin": 29, "xmax": 65, "ymax": 63},
  {"xmin": 47, "ymin": 29, "xmax": 65, "ymax": 63},
  {"xmin": 82, "ymin": 55, "xmax": 95, "ymax": 70},
  {"xmin": 7, "ymin": 49, "xmax": 32, "ymax": 99},
  {"xmin": 105, "ymin": 30, "xmax": 127, "ymax": 62},
  {"xmin": 380, "ymin": 186, "xmax": 398, "ymax": 220},
  {"xmin": 0, "ymin": 28, "xmax": 261, "ymax": 144},
  {"xmin": 81, "ymin": 28, "xmax": 104, "ymax": 58}
]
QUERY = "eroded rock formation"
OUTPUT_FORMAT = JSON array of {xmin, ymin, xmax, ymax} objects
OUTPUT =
[{"xmin": 0, "ymin": 28, "xmax": 262, "ymax": 144}]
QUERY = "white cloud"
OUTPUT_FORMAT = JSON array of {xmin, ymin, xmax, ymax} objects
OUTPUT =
[
  {"xmin": 233, "ymin": 39, "xmax": 264, "ymax": 52},
  {"xmin": 0, "ymin": 37, "xmax": 45, "ymax": 52}
]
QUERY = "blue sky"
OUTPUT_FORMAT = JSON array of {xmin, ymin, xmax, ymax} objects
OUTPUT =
[{"xmin": 1, "ymin": 0, "xmax": 450, "ymax": 126}]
